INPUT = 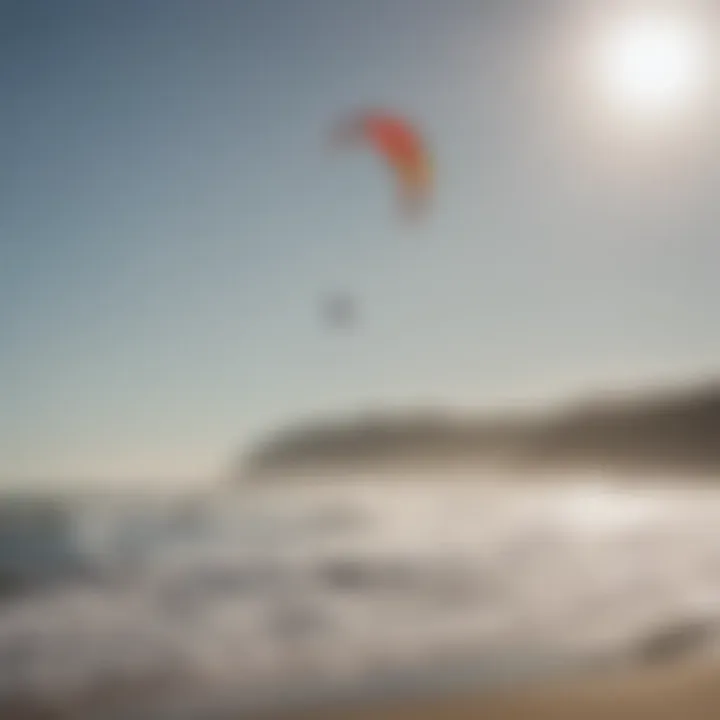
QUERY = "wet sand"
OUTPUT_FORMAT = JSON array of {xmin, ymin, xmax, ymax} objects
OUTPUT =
[
  {"xmin": 2, "ymin": 656, "xmax": 720, "ymax": 719},
  {"xmin": 264, "ymin": 656, "xmax": 720, "ymax": 720}
]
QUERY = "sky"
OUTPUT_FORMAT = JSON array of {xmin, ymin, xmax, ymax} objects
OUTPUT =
[{"xmin": 2, "ymin": 0, "xmax": 720, "ymax": 484}]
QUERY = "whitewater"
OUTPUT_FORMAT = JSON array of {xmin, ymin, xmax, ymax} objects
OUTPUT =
[{"xmin": 1, "ymin": 469, "xmax": 720, "ymax": 718}]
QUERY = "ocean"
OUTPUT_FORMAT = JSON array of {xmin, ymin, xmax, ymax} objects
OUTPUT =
[{"xmin": 1, "ymin": 470, "xmax": 719, "ymax": 718}]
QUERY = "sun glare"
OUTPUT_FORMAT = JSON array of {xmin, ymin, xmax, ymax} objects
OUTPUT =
[{"xmin": 596, "ymin": 13, "xmax": 708, "ymax": 120}]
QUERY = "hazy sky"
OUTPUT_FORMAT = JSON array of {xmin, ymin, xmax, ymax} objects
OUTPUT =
[{"xmin": 2, "ymin": 0, "xmax": 720, "ymax": 483}]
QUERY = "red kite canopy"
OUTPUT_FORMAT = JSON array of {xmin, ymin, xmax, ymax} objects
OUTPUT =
[{"xmin": 332, "ymin": 110, "xmax": 433, "ymax": 218}]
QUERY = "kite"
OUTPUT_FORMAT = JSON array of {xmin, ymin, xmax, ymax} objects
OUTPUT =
[{"xmin": 332, "ymin": 110, "xmax": 433, "ymax": 218}]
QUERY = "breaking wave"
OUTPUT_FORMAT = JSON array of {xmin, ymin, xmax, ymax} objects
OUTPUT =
[{"xmin": 1, "ymin": 471, "xmax": 720, "ymax": 717}]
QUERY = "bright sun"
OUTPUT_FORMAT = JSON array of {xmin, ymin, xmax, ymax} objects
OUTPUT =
[{"xmin": 596, "ymin": 12, "xmax": 708, "ymax": 120}]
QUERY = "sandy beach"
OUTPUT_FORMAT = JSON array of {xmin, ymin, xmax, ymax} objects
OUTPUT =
[
  {"xmin": 265, "ymin": 656, "xmax": 720, "ymax": 720},
  {"xmin": 0, "ymin": 655, "xmax": 717, "ymax": 719}
]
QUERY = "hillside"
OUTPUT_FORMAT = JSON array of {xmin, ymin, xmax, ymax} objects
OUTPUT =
[{"xmin": 239, "ymin": 379, "xmax": 720, "ymax": 480}]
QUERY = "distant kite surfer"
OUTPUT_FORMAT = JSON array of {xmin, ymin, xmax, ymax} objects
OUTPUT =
[{"xmin": 323, "ymin": 293, "xmax": 357, "ymax": 330}]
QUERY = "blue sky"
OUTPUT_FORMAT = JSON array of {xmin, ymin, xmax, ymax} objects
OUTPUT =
[{"xmin": 2, "ymin": 0, "xmax": 720, "ymax": 483}]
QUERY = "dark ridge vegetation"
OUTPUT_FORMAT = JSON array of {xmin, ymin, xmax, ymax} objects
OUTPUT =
[{"xmin": 239, "ymin": 379, "xmax": 720, "ymax": 480}]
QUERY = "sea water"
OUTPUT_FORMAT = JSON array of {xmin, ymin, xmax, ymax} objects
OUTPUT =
[{"xmin": 0, "ymin": 470, "xmax": 719, "ymax": 718}]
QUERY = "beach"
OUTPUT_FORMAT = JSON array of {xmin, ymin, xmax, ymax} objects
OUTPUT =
[
  {"xmin": 264, "ymin": 654, "xmax": 720, "ymax": 720},
  {"xmin": 1, "ymin": 474, "xmax": 720, "ymax": 719}
]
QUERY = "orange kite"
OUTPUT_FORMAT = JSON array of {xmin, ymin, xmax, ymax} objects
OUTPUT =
[{"xmin": 332, "ymin": 110, "xmax": 433, "ymax": 218}]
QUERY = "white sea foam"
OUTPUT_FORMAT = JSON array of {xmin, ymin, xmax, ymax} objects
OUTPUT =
[{"xmin": 1, "ymin": 472, "xmax": 720, "ymax": 717}]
